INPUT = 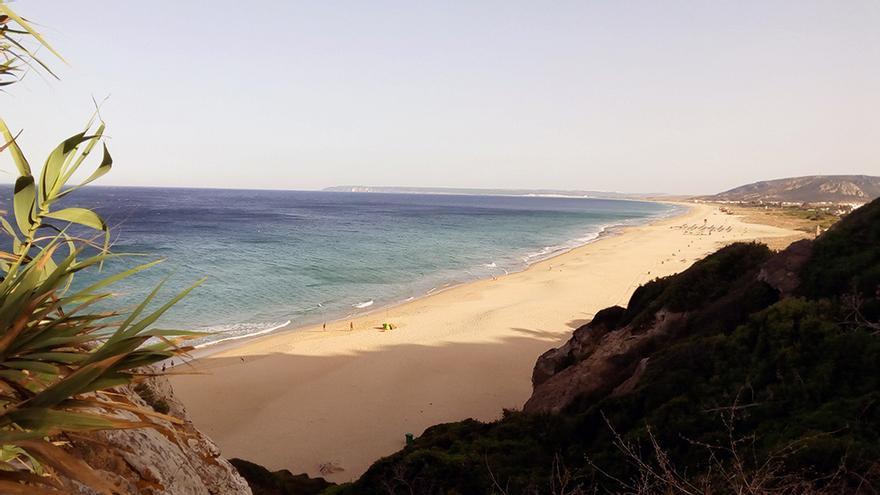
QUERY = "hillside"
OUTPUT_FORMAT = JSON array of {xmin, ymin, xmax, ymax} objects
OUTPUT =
[
  {"xmin": 703, "ymin": 175, "xmax": 880, "ymax": 204},
  {"xmin": 326, "ymin": 198, "xmax": 880, "ymax": 494}
]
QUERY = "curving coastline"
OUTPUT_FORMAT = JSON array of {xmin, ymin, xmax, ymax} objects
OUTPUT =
[
  {"xmin": 188, "ymin": 203, "xmax": 683, "ymax": 354},
  {"xmin": 170, "ymin": 202, "xmax": 803, "ymax": 482}
]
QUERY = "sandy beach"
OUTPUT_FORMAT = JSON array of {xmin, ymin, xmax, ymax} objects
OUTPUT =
[{"xmin": 170, "ymin": 202, "xmax": 803, "ymax": 482}]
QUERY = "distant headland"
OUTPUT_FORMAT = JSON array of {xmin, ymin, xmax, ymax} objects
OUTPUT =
[{"xmin": 323, "ymin": 185, "xmax": 667, "ymax": 200}]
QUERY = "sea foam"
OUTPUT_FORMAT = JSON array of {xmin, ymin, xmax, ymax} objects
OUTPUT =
[{"xmin": 194, "ymin": 320, "xmax": 292, "ymax": 348}]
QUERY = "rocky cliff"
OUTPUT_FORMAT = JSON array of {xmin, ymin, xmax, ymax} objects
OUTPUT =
[{"xmin": 61, "ymin": 374, "xmax": 251, "ymax": 495}]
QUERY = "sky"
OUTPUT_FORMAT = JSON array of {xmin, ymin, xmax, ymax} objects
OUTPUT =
[{"xmin": 2, "ymin": 1, "xmax": 878, "ymax": 195}]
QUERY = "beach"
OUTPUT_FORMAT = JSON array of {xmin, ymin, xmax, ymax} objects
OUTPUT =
[{"xmin": 170, "ymin": 202, "xmax": 803, "ymax": 482}]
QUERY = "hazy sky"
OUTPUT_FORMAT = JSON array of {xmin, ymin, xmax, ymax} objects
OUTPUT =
[{"xmin": 2, "ymin": 1, "xmax": 878, "ymax": 194}]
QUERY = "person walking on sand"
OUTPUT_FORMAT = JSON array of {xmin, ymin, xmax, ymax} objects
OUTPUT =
[
  {"xmin": 350, "ymin": 321, "xmax": 354, "ymax": 331},
  {"xmin": 323, "ymin": 322, "xmax": 326, "ymax": 331}
]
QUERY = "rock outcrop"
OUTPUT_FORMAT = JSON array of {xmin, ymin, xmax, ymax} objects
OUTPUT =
[
  {"xmin": 525, "ymin": 240, "xmax": 799, "ymax": 414},
  {"xmin": 525, "ymin": 303, "xmax": 679, "ymax": 413},
  {"xmin": 63, "ymin": 374, "xmax": 251, "ymax": 495},
  {"xmin": 757, "ymin": 239, "xmax": 812, "ymax": 295},
  {"xmin": 525, "ymin": 308, "xmax": 685, "ymax": 413}
]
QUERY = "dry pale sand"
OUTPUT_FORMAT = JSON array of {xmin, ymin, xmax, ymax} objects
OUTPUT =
[{"xmin": 170, "ymin": 203, "xmax": 803, "ymax": 482}]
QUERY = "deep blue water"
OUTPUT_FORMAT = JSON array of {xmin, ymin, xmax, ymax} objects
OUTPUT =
[{"xmin": 3, "ymin": 187, "xmax": 678, "ymax": 345}]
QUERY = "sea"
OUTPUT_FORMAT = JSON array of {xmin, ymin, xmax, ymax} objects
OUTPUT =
[{"xmin": 9, "ymin": 188, "xmax": 680, "ymax": 346}]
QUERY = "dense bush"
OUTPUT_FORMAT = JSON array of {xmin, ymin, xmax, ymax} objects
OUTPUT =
[
  {"xmin": 622, "ymin": 242, "xmax": 773, "ymax": 329},
  {"xmin": 799, "ymin": 198, "xmax": 880, "ymax": 301}
]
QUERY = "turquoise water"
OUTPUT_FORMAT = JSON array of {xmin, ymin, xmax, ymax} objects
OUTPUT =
[{"xmin": 39, "ymin": 188, "xmax": 678, "ymax": 345}]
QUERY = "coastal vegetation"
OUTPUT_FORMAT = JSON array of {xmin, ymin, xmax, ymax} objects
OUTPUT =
[
  {"xmin": 0, "ymin": 3, "xmax": 61, "ymax": 86},
  {"xmin": 0, "ymin": 4, "xmax": 199, "ymax": 492},
  {"xmin": 329, "ymin": 198, "xmax": 880, "ymax": 494},
  {"xmin": 722, "ymin": 205, "xmax": 842, "ymax": 234},
  {"xmin": 5, "ymin": 4, "xmax": 878, "ymax": 495}
]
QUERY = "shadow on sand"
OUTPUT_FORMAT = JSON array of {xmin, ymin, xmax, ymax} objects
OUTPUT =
[{"xmin": 169, "ymin": 328, "xmax": 575, "ymax": 482}]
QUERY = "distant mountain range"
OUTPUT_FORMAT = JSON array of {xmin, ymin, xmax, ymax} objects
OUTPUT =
[
  {"xmin": 701, "ymin": 175, "xmax": 880, "ymax": 204},
  {"xmin": 323, "ymin": 185, "xmax": 665, "ymax": 200}
]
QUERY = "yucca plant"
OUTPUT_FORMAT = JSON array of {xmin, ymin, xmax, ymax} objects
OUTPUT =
[
  {"xmin": 0, "ymin": 1, "xmax": 61, "ymax": 88},
  {"xmin": 0, "ymin": 119, "xmax": 204, "ymax": 494},
  {"xmin": 0, "ymin": 3, "xmax": 201, "ymax": 493}
]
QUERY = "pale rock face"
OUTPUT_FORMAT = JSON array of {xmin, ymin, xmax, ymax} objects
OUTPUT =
[
  {"xmin": 64, "ymin": 374, "xmax": 252, "ymax": 495},
  {"xmin": 525, "ymin": 308, "xmax": 683, "ymax": 414},
  {"xmin": 819, "ymin": 181, "xmax": 866, "ymax": 197}
]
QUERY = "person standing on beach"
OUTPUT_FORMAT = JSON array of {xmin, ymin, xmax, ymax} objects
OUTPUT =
[{"xmin": 350, "ymin": 321, "xmax": 354, "ymax": 331}]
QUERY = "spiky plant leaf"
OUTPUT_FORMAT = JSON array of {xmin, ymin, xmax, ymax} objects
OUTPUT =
[
  {"xmin": 0, "ymin": 119, "xmax": 30, "ymax": 176},
  {"xmin": 12, "ymin": 176, "xmax": 35, "ymax": 235},
  {"xmin": 42, "ymin": 207, "xmax": 106, "ymax": 232},
  {"xmin": 14, "ymin": 440, "xmax": 116, "ymax": 495}
]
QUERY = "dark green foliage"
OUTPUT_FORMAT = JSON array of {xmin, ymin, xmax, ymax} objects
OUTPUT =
[
  {"xmin": 639, "ymin": 298, "xmax": 880, "ymax": 464},
  {"xmin": 230, "ymin": 458, "xmax": 335, "ymax": 495},
  {"xmin": 621, "ymin": 277, "xmax": 670, "ymax": 325},
  {"xmin": 340, "ymin": 415, "xmax": 570, "ymax": 494},
  {"xmin": 335, "ymin": 200, "xmax": 880, "ymax": 494},
  {"xmin": 589, "ymin": 305, "xmax": 627, "ymax": 331},
  {"xmin": 659, "ymin": 242, "xmax": 772, "ymax": 312},
  {"xmin": 799, "ymin": 198, "xmax": 880, "ymax": 300},
  {"xmin": 622, "ymin": 242, "xmax": 773, "ymax": 329}
]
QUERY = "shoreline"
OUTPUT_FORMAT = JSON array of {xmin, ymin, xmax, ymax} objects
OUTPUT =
[
  {"xmin": 184, "ymin": 202, "xmax": 685, "ymax": 360},
  {"xmin": 170, "ymin": 202, "xmax": 804, "ymax": 482}
]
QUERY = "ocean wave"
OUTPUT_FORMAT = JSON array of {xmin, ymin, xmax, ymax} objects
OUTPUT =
[
  {"xmin": 194, "ymin": 320, "xmax": 291, "ymax": 348},
  {"xmin": 483, "ymin": 262, "xmax": 497, "ymax": 268},
  {"xmin": 353, "ymin": 299, "xmax": 374, "ymax": 309},
  {"xmin": 521, "ymin": 228, "xmax": 606, "ymax": 263},
  {"xmin": 299, "ymin": 302, "xmax": 327, "ymax": 313}
]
